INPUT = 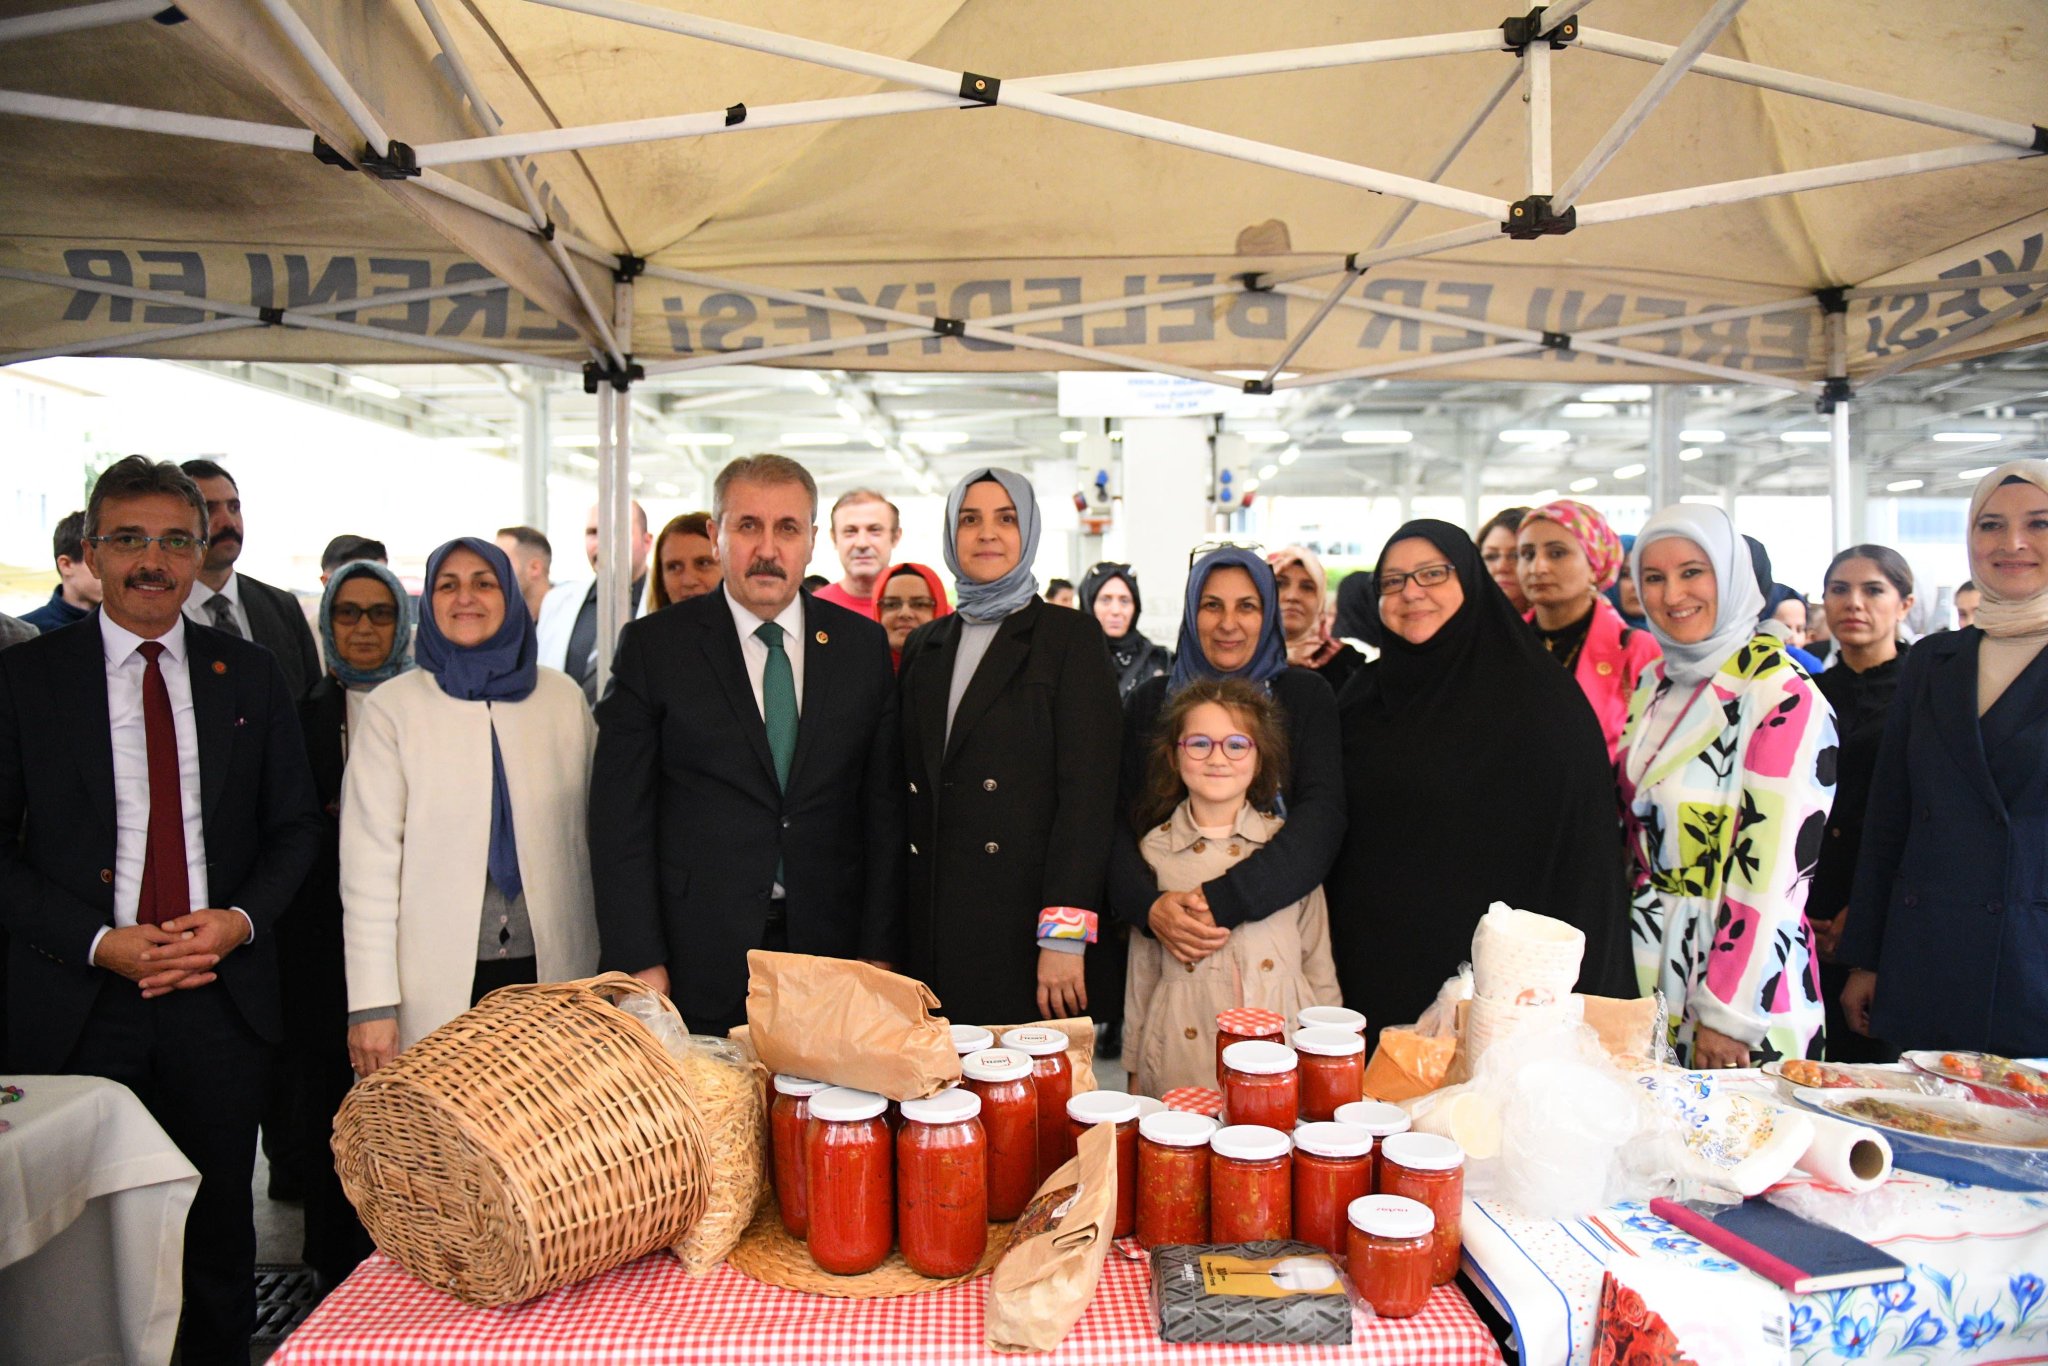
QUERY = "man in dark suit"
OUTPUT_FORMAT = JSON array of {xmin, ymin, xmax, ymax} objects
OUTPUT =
[
  {"xmin": 590, "ymin": 454, "xmax": 905, "ymax": 1034},
  {"xmin": 0, "ymin": 456, "xmax": 322, "ymax": 1365},
  {"xmin": 179, "ymin": 458, "xmax": 322, "ymax": 701}
]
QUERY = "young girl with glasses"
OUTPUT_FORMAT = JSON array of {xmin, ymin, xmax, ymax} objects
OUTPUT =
[{"xmin": 1123, "ymin": 677, "xmax": 1342, "ymax": 1096}]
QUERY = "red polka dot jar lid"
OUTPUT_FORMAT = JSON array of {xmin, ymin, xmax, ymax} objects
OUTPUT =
[
  {"xmin": 1160, "ymin": 1086, "xmax": 1225, "ymax": 1118},
  {"xmin": 1215, "ymin": 1007, "xmax": 1288, "ymax": 1038}
]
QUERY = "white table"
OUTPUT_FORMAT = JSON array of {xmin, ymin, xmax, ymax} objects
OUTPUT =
[{"xmin": 0, "ymin": 1075, "xmax": 199, "ymax": 1366}]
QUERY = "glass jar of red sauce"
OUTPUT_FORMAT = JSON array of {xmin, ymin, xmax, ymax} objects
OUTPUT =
[
  {"xmin": 1065, "ymin": 1090, "xmax": 1141, "ymax": 1238},
  {"xmin": 959, "ymin": 1048, "xmax": 1038, "ymax": 1222},
  {"xmin": 769, "ymin": 1074, "xmax": 829, "ymax": 1238},
  {"xmin": 1215, "ymin": 1007, "xmax": 1288, "ymax": 1086},
  {"xmin": 1296, "ymin": 1005, "xmax": 1367, "ymax": 1036},
  {"xmin": 896, "ymin": 1087, "xmax": 988, "ymax": 1278},
  {"xmin": 1291, "ymin": 1121, "xmax": 1374, "ymax": 1257},
  {"xmin": 1208, "ymin": 1124, "xmax": 1292, "ymax": 1242},
  {"xmin": 1221, "ymin": 1040, "xmax": 1300, "ymax": 1132},
  {"xmin": 1137, "ymin": 1110, "xmax": 1216, "ymax": 1248},
  {"xmin": 1291, "ymin": 1027, "xmax": 1366, "ymax": 1122},
  {"xmin": 1347, "ymin": 1195, "xmax": 1435, "ymax": 1319},
  {"xmin": 1379, "ymin": 1132, "xmax": 1465, "ymax": 1286},
  {"xmin": 1004, "ymin": 1027, "xmax": 1074, "ymax": 1184},
  {"xmin": 1334, "ymin": 1100, "xmax": 1413, "ymax": 1192},
  {"xmin": 803, "ymin": 1087, "xmax": 894, "ymax": 1275},
  {"xmin": 950, "ymin": 1024, "xmax": 994, "ymax": 1055}
]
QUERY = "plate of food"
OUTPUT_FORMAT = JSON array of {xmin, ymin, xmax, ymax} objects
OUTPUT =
[
  {"xmin": 1793, "ymin": 1087, "xmax": 2048, "ymax": 1191},
  {"xmin": 1761, "ymin": 1059, "xmax": 1959, "ymax": 1095},
  {"xmin": 1902, "ymin": 1051, "xmax": 2048, "ymax": 1109}
]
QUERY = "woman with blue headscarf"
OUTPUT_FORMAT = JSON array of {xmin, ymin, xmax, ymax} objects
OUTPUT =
[
  {"xmin": 1105, "ymin": 547, "xmax": 1346, "ymax": 975},
  {"xmin": 898, "ymin": 469, "xmax": 1123, "ymax": 1025},
  {"xmin": 340, "ymin": 537, "xmax": 598, "ymax": 1077}
]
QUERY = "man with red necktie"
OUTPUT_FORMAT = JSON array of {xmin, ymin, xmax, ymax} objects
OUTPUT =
[{"xmin": 0, "ymin": 456, "xmax": 321, "ymax": 1365}]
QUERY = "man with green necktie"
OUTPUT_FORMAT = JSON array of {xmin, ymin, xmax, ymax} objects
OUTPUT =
[{"xmin": 589, "ymin": 454, "xmax": 907, "ymax": 1035}]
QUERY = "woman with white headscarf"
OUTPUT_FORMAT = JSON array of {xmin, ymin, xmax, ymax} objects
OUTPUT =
[
  {"xmin": 1617, "ymin": 505, "xmax": 1837, "ymax": 1069},
  {"xmin": 898, "ymin": 469, "xmax": 1123, "ymax": 1024},
  {"xmin": 1840, "ymin": 461, "xmax": 2048, "ymax": 1057}
]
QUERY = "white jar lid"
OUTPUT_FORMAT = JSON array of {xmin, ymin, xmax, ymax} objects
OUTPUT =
[
  {"xmin": 1293, "ymin": 1121, "xmax": 1373, "ymax": 1159},
  {"xmin": 1139, "ymin": 1110, "xmax": 1217, "ymax": 1148},
  {"xmin": 1334, "ymin": 1101, "xmax": 1413, "ymax": 1138},
  {"xmin": 1297, "ymin": 1006, "xmax": 1367, "ymax": 1033},
  {"xmin": 1003, "ymin": 1027, "xmax": 1071, "ymax": 1057},
  {"xmin": 1291, "ymin": 1026, "xmax": 1366, "ymax": 1058},
  {"xmin": 1066, "ymin": 1090, "xmax": 1141, "ymax": 1126},
  {"xmin": 808, "ymin": 1086, "xmax": 888, "ymax": 1123},
  {"xmin": 900, "ymin": 1086, "xmax": 982, "ymax": 1125},
  {"xmin": 960, "ymin": 1047, "xmax": 1033, "ymax": 1083},
  {"xmin": 1133, "ymin": 1095, "xmax": 1168, "ymax": 1118},
  {"xmin": 950, "ymin": 1025, "xmax": 994, "ymax": 1054},
  {"xmin": 1382, "ymin": 1131, "xmax": 1465, "ymax": 1171},
  {"xmin": 1210, "ymin": 1124, "xmax": 1293, "ymax": 1162},
  {"xmin": 1349, "ymin": 1194, "xmax": 1434, "ymax": 1241},
  {"xmin": 1221, "ymin": 1040, "xmax": 1299, "ymax": 1076},
  {"xmin": 772, "ymin": 1074, "xmax": 830, "ymax": 1097}
]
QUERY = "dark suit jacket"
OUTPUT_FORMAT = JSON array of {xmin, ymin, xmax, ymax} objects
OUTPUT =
[
  {"xmin": 0, "ymin": 611, "xmax": 323, "ymax": 1072},
  {"xmin": 1843, "ymin": 627, "xmax": 2048, "ymax": 1055},
  {"xmin": 897, "ymin": 600, "xmax": 1122, "ymax": 1024},
  {"xmin": 238, "ymin": 571, "xmax": 321, "ymax": 702},
  {"xmin": 279, "ymin": 676, "xmax": 350, "ymax": 1049},
  {"xmin": 589, "ymin": 589, "xmax": 906, "ymax": 1028}
]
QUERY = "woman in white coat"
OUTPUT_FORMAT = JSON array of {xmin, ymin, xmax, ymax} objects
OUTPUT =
[{"xmin": 343, "ymin": 536, "xmax": 597, "ymax": 1075}]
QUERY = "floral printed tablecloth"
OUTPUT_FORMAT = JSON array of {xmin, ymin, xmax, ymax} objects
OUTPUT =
[{"xmin": 1462, "ymin": 1171, "xmax": 2048, "ymax": 1365}]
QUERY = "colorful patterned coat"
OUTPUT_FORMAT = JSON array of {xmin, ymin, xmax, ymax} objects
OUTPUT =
[{"xmin": 1617, "ymin": 633, "xmax": 1838, "ymax": 1066}]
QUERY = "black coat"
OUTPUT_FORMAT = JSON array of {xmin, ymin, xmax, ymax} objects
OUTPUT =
[
  {"xmin": 280, "ymin": 677, "xmax": 350, "ymax": 1047},
  {"xmin": 1843, "ymin": 628, "xmax": 2048, "ymax": 1054},
  {"xmin": 1810, "ymin": 648, "xmax": 1907, "ymax": 923},
  {"xmin": 238, "ymin": 571, "xmax": 322, "ymax": 703},
  {"xmin": 590, "ymin": 589, "xmax": 906, "ymax": 1031},
  {"xmin": 0, "ymin": 611, "xmax": 323, "ymax": 1070},
  {"xmin": 1106, "ymin": 667, "xmax": 1346, "ymax": 932},
  {"xmin": 898, "ymin": 600, "xmax": 1122, "ymax": 1024}
]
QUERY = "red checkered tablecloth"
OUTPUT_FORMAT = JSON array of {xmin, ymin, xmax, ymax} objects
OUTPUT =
[{"xmin": 271, "ymin": 1244, "xmax": 1503, "ymax": 1365}]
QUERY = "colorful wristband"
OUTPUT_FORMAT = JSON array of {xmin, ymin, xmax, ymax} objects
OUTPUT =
[{"xmin": 1037, "ymin": 906, "xmax": 1098, "ymax": 945}]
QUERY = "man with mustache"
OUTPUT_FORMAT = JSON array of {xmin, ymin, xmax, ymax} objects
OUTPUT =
[
  {"xmin": 180, "ymin": 459, "xmax": 321, "ymax": 703},
  {"xmin": 812, "ymin": 488, "xmax": 902, "ymax": 613},
  {"xmin": 589, "ymin": 454, "xmax": 905, "ymax": 1034},
  {"xmin": 0, "ymin": 456, "xmax": 321, "ymax": 1364}
]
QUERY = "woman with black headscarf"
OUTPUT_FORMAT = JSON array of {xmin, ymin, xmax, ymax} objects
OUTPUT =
[
  {"xmin": 899, "ymin": 469, "xmax": 1123, "ymax": 1024},
  {"xmin": 1106, "ymin": 548, "xmax": 1345, "ymax": 963},
  {"xmin": 1325, "ymin": 521, "xmax": 1636, "ymax": 1045},
  {"xmin": 1080, "ymin": 561, "xmax": 1171, "ymax": 700},
  {"xmin": 341, "ymin": 537, "xmax": 598, "ymax": 1076}
]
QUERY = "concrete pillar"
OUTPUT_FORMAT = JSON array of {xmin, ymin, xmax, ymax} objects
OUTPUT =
[
  {"xmin": 1829, "ymin": 398, "xmax": 1861, "ymax": 551},
  {"xmin": 1118, "ymin": 417, "xmax": 1211, "ymax": 647},
  {"xmin": 518, "ymin": 367, "xmax": 550, "ymax": 528},
  {"xmin": 1648, "ymin": 386, "xmax": 1684, "ymax": 510},
  {"xmin": 1461, "ymin": 449, "xmax": 1483, "ymax": 533},
  {"xmin": 1029, "ymin": 452, "xmax": 1081, "ymax": 584}
]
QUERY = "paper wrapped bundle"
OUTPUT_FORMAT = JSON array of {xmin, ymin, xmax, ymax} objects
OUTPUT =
[
  {"xmin": 1471, "ymin": 903, "xmax": 1585, "ymax": 1006},
  {"xmin": 743, "ymin": 951, "xmax": 961, "ymax": 1101}
]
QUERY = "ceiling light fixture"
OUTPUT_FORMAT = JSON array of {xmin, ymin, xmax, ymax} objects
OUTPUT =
[
  {"xmin": 1341, "ymin": 429, "xmax": 1413, "ymax": 444},
  {"xmin": 1613, "ymin": 463, "xmax": 1646, "ymax": 479},
  {"xmin": 1243, "ymin": 429, "xmax": 1291, "ymax": 444},
  {"xmin": 1679, "ymin": 447, "xmax": 1705, "ymax": 462},
  {"xmin": 1569, "ymin": 476, "xmax": 1599, "ymax": 492},
  {"xmin": 1278, "ymin": 447, "xmax": 1300, "ymax": 466},
  {"xmin": 1258, "ymin": 463, "xmax": 1280, "ymax": 480},
  {"xmin": 1958, "ymin": 465, "xmax": 1998, "ymax": 479},
  {"xmin": 1932, "ymin": 431, "xmax": 2003, "ymax": 442},
  {"xmin": 907, "ymin": 431, "xmax": 971, "ymax": 448},
  {"xmin": 347, "ymin": 373, "xmax": 403, "ymax": 400},
  {"xmin": 1560, "ymin": 403, "xmax": 1610, "ymax": 418},
  {"xmin": 1059, "ymin": 429, "xmax": 1086, "ymax": 443},
  {"xmin": 1679, "ymin": 429, "xmax": 1725, "ymax": 443},
  {"xmin": 1886, "ymin": 478, "xmax": 1925, "ymax": 492},
  {"xmin": 777, "ymin": 432, "xmax": 850, "ymax": 447},
  {"xmin": 1781, "ymin": 430, "xmax": 1832, "ymax": 443},
  {"xmin": 1499, "ymin": 429, "xmax": 1570, "ymax": 445}
]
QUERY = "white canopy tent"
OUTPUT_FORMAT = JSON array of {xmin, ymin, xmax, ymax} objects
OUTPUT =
[{"xmin": 2, "ymin": 0, "xmax": 2045, "ymax": 679}]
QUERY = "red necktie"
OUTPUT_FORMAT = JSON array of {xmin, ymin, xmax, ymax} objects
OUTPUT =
[{"xmin": 135, "ymin": 641, "xmax": 190, "ymax": 927}]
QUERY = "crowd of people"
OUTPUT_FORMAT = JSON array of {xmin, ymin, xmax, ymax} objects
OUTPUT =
[{"xmin": 2, "ymin": 449, "xmax": 2044, "ymax": 1362}]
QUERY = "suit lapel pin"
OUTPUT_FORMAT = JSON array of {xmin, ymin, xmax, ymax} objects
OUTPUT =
[
  {"xmin": 815, "ymin": 630, "xmax": 828, "ymax": 644},
  {"xmin": 212, "ymin": 660, "xmax": 227, "ymax": 674}
]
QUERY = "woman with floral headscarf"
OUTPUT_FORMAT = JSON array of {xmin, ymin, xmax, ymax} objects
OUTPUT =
[
  {"xmin": 1618, "ymin": 505, "xmax": 1836, "ymax": 1068},
  {"xmin": 1515, "ymin": 500, "xmax": 1661, "ymax": 762},
  {"xmin": 1269, "ymin": 545, "xmax": 1365, "ymax": 696}
]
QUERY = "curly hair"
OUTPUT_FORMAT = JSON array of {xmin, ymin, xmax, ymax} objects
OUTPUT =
[{"xmin": 1134, "ymin": 677, "xmax": 1290, "ymax": 832}]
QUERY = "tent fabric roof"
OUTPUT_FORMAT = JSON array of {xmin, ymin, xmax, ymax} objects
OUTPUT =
[{"xmin": 1, "ymin": 0, "xmax": 2044, "ymax": 386}]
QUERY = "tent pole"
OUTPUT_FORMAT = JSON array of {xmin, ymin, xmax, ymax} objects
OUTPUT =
[
  {"xmin": 1825, "ymin": 306, "xmax": 1853, "ymax": 551},
  {"xmin": 1524, "ymin": 1, "xmax": 1553, "ymax": 197},
  {"xmin": 1567, "ymin": 338, "xmax": 1817, "ymax": 393},
  {"xmin": 1362, "ymin": 63, "xmax": 1520, "ymax": 252},
  {"xmin": 1, "ymin": 317, "xmax": 261, "ymax": 366},
  {"xmin": 1576, "ymin": 143, "xmax": 2032, "ymax": 225},
  {"xmin": 0, "ymin": 90, "xmax": 315, "ymax": 151},
  {"xmin": 1855, "ymin": 284, "xmax": 2048, "ymax": 386},
  {"xmin": 1258, "ymin": 269, "xmax": 1364, "ymax": 387},
  {"xmin": 1578, "ymin": 295, "xmax": 1815, "ymax": 343},
  {"xmin": 1277, "ymin": 341, "xmax": 1545, "ymax": 388},
  {"xmin": 519, "ymin": 368, "xmax": 551, "ymax": 527},
  {"xmin": 1576, "ymin": 30, "xmax": 2043, "ymax": 149},
  {"xmin": 1843, "ymin": 270, "xmax": 2048, "ymax": 299},
  {"xmin": 1535, "ymin": 0, "xmax": 1598, "ymax": 32},
  {"xmin": 596, "ymin": 279, "xmax": 635, "ymax": 694},
  {"xmin": 254, "ymin": 0, "xmax": 394, "ymax": 156},
  {"xmin": 1552, "ymin": 0, "xmax": 1748, "ymax": 211},
  {"xmin": 1648, "ymin": 386, "xmax": 1684, "ymax": 511},
  {"xmin": 0, "ymin": 0, "xmax": 169, "ymax": 43}
]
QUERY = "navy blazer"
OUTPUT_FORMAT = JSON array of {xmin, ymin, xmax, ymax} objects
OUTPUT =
[
  {"xmin": 588, "ymin": 589, "xmax": 906, "ymax": 1029},
  {"xmin": 1842, "ymin": 627, "xmax": 2048, "ymax": 1054},
  {"xmin": 0, "ymin": 611, "xmax": 323, "ymax": 1071}
]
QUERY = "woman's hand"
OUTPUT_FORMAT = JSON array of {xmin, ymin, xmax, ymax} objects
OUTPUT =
[
  {"xmin": 348, "ymin": 1019, "xmax": 400, "ymax": 1078},
  {"xmin": 1841, "ymin": 970, "xmax": 1878, "ymax": 1037},
  {"xmin": 1036, "ymin": 948, "xmax": 1087, "ymax": 1019},
  {"xmin": 1690, "ymin": 1022, "xmax": 1752, "ymax": 1070},
  {"xmin": 1811, "ymin": 909, "xmax": 1847, "ymax": 961},
  {"xmin": 1148, "ymin": 891, "xmax": 1230, "ymax": 965}
]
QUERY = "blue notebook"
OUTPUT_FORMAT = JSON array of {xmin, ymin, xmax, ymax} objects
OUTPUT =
[{"xmin": 1649, "ymin": 1197, "xmax": 1906, "ymax": 1294}]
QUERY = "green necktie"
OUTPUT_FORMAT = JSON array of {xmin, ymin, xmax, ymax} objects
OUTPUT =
[{"xmin": 756, "ymin": 621, "xmax": 797, "ymax": 790}]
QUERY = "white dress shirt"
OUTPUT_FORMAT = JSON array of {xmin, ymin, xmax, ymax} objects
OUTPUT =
[
  {"xmin": 184, "ymin": 573, "xmax": 251, "ymax": 638},
  {"xmin": 90, "ymin": 612, "xmax": 249, "ymax": 964},
  {"xmin": 723, "ymin": 585, "xmax": 807, "ymax": 717}
]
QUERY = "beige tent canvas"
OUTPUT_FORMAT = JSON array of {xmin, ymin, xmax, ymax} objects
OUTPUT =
[{"xmin": 1, "ymin": 0, "xmax": 2044, "ymax": 395}]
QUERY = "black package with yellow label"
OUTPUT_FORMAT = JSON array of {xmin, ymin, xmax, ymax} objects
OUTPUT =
[{"xmin": 1149, "ymin": 1241, "xmax": 1352, "ymax": 1345}]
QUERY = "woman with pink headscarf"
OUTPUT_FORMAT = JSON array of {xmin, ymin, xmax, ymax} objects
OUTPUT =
[
  {"xmin": 1515, "ymin": 500, "xmax": 1661, "ymax": 762},
  {"xmin": 1268, "ymin": 545, "xmax": 1365, "ymax": 696}
]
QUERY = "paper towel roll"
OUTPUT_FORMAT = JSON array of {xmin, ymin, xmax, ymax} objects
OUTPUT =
[
  {"xmin": 1794, "ymin": 1110, "xmax": 1894, "ymax": 1192},
  {"xmin": 1472, "ymin": 904, "xmax": 1586, "ymax": 1005}
]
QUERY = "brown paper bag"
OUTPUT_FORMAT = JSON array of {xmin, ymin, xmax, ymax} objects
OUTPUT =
[
  {"xmin": 1362, "ymin": 1026, "xmax": 1457, "ymax": 1101},
  {"xmin": 1579, "ymin": 993, "xmax": 1662, "ymax": 1066},
  {"xmin": 743, "ymin": 951, "xmax": 960, "ymax": 1101},
  {"xmin": 987, "ymin": 1017, "xmax": 1100, "ymax": 1095},
  {"xmin": 986, "ymin": 1121, "xmax": 1116, "ymax": 1353}
]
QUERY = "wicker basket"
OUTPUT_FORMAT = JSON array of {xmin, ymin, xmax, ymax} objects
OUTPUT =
[{"xmin": 333, "ymin": 972, "xmax": 711, "ymax": 1306}]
